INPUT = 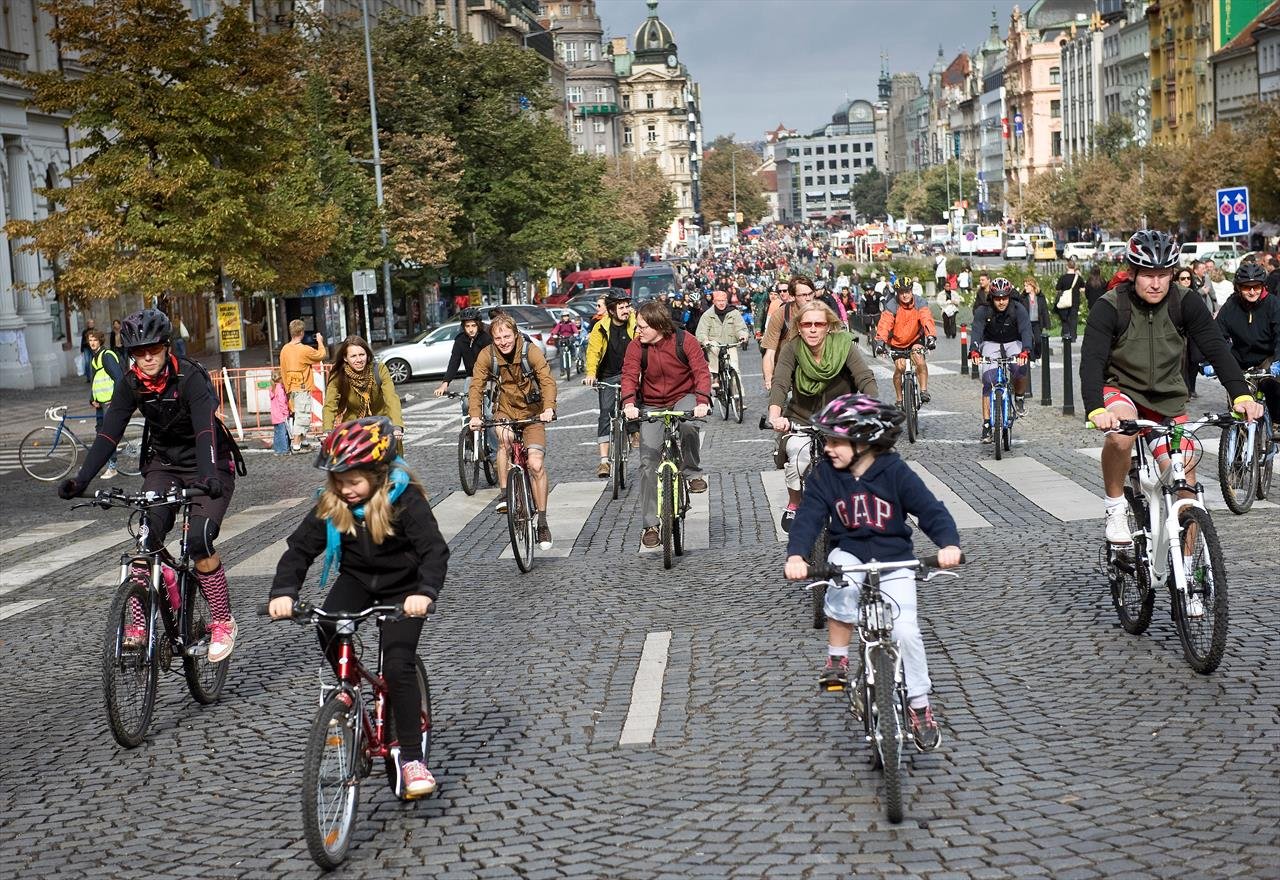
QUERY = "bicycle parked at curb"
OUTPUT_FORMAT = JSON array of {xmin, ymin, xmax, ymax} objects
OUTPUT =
[
  {"xmin": 597, "ymin": 382, "xmax": 631, "ymax": 500},
  {"xmin": 886, "ymin": 345, "xmax": 925, "ymax": 443},
  {"xmin": 1216, "ymin": 368, "xmax": 1276, "ymax": 514},
  {"xmin": 480, "ymin": 417, "xmax": 544, "ymax": 573},
  {"xmin": 803, "ymin": 555, "xmax": 962, "ymax": 825},
  {"xmin": 644, "ymin": 409, "xmax": 699, "ymax": 569},
  {"xmin": 1095, "ymin": 414, "xmax": 1235, "ymax": 674},
  {"xmin": 980, "ymin": 355, "xmax": 1021, "ymax": 460},
  {"xmin": 77, "ymin": 486, "xmax": 229, "ymax": 748},
  {"xmin": 705, "ymin": 343, "xmax": 745, "ymax": 423},
  {"xmin": 259, "ymin": 601, "xmax": 434, "ymax": 870},
  {"xmin": 448, "ymin": 392, "xmax": 496, "ymax": 496},
  {"xmin": 761, "ymin": 417, "xmax": 830, "ymax": 628},
  {"xmin": 20, "ymin": 405, "xmax": 144, "ymax": 481}
]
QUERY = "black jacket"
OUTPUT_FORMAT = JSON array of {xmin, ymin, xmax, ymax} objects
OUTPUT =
[
  {"xmin": 1215, "ymin": 293, "xmax": 1280, "ymax": 369},
  {"xmin": 443, "ymin": 329, "xmax": 493, "ymax": 383},
  {"xmin": 271, "ymin": 485, "xmax": 449, "ymax": 602}
]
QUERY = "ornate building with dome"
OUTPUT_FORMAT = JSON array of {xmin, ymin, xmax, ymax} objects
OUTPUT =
[
  {"xmin": 769, "ymin": 99, "xmax": 889, "ymax": 224},
  {"xmin": 610, "ymin": 0, "xmax": 703, "ymax": 248}
]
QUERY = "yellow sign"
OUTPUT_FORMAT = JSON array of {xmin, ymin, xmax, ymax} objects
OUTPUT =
[
  {"xmin": 468, "ymin": 287, "xmax": 482, "ymax": 306},
  {"xmin": 216, "ymin": 302, "xmax": 244, "ymax": 352}
]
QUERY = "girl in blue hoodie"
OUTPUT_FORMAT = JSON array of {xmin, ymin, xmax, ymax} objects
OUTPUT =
[{"xmin": 784, "ymin": 394, "xmax": 961, "ymax": 751}]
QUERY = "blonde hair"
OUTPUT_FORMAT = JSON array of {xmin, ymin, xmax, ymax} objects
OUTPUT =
[
  {"xmin": 314, "ymin": 464, "xmax": 423, "ymax": 545},
  {"xmin": 797, "ymin": 301, "xmax": 840, "ymax": 329},
  {"xmin": 289, "ymin": 319, "xmax": 305, "ymax": 336},
  {"xmin": 489, "ymin": 312, "xmax": 519, "ymax": 338},
  {"xmin": 271, "ymin": 368, "xmax": 282, "ymax": 384},
  {"xmin": 1023, "ymin": 277, "xmax": 1041, "ymax": 294}
]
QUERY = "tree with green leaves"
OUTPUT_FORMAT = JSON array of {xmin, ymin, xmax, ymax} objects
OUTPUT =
[
  {"xmin": 851, "ymin": 167, "xmax": 889, "ymax": 220},
  {"xmin": 700, "ymin": 136, "xmax": 767, "ymax": 226},
  {"xmin": 9, "ymin": 0, "xmax": 339, "ymax": 350}
]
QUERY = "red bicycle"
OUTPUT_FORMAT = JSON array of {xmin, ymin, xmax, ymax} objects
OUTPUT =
[
  {"xmin": 483, "ymin": 417, "xmax": 543, "ymax": 572},
  {"xmin": 260, "ymin": 601, "xmax": 434, "ymax": 870}
]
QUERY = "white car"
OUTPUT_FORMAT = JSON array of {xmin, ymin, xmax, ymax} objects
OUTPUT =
[
  {"xmin": 1062, "ymin": 242, "xmax": 1097, "ymax": 261},
  {"xmin": 1096, "ymin": 241, "xmax": 1128, "ymax": 263},
  {"xmin": 376, "ymin": 312, "xmax": 552, "ymax": 385},
  {"xmin": 1003, "ymin": 236, "xmax": 1029, "ymax": 260}
]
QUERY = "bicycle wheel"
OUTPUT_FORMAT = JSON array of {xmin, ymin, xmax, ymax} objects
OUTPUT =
[
  {"xmin": 1216, "ymin": 423, "xmax": 1255, "ymax": 514},
  {"xmin": 902, "ymin": 375, "xmax": 918, "ymax": 444},
  {"xmin": 457, "ymin": 427, "xmax": 479, "ymax": 496},
  {"xmin": 992, "ymin": 390, "xmax": 1005, "ymax": 461},
  {"xmin": 659, "ymin": 469, "xmax": 675, "ymax": 569},
  {"xmin": 116, "ymin": 422, "xmax": 145, "ymax": 477},
  {"xmin": 19, "ymin": 425, "xmax": 80, "ymax": 481},
  {"xmin": 1110, "ymin": 489, "xmax": 1155, "ymax": 634},
  {"xmin": 1001, "ymin": 425, "xmax": 1011, "ymax": 453},
  {"xmin": 102, "ymin": 576, "xmax": 158, "ymax": 748},
  {"xmin": 1171, "ymin": 507, "xmax": 1229, "ymax": 674},
  {"xmin": 729, "ymin": 371, "xmax": 745, "ymax": 424},
  {"xmin": 182, "ymin": 572, "xmax": 229, "ymax": 704},
  {"xmin": 672, "ymin": 477, "xmax": 686, "ymax": 557},
  {"xmin": 507, "ymin": 467, "xmax": 535, "ymax": 573},
  {"xmin": 383, "ymin": 658, "xmax": 434, "ymax": 800},
  {"xmin": 809, "ymin": 529, "xmax": 829, "ymax": 629},
  {"xmin": 611, "ymin": 420, "xmax": 625, "ymax": 500},
  {"xmin": 872, "ymin": 647, "xmax": 904, "ymax": 824},
  {"xmin": 717, "ymin": 380, "xmax": 730, "ymax": 420},
  {"xmin": 1257, "ymin": 429, "xmax": 1274, "ymax": 501},
  {"xmin": 302, "ymin": 693, "xmax": 362, "ymax": 870}
]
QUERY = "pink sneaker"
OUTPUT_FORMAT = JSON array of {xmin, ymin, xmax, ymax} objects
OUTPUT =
[
  {"xmin": 208, "ymin": 617, "xmax": 237, "ymax": 663},
  {"xmin": 123, "ymin": 624, "xmax": 146, "ymax": 649},
  {"xmin": 401, "ymin": 760, "xmax": 437, "ymax": 799}
]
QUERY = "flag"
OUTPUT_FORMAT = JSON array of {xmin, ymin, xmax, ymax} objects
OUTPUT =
[{"xmin": 1001, "ymin": 117, "xmax": 1009, "ymax": 139}]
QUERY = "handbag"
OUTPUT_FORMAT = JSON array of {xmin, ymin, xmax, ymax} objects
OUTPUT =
[{"xmin": 1055, "ymin": 274, "xmax": 1077, "ymax": 310}]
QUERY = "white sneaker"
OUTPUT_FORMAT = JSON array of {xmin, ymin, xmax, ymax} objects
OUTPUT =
[
  {"xmin": 101, "ymin": 467, "xmax": 118, "ymax": 480},
  {"xmin": 1104, "ymin": 504, "xmax": 1132, "ymax": 545}
]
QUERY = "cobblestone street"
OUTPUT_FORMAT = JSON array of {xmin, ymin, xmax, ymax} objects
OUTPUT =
[{"xmin": 1, "ymin": 342, "xmax": 1277, "ymax": 879}]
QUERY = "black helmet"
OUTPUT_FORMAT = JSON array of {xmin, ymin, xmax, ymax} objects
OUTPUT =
[
  {"xmin": 1234, "ymin": 261, "xmax": 1268, "ymax": 288},
  {"xmin": 458, "ymin": 307, "xmax": 482, "ymax": 324},
  {"xmin": 1125, "ymin": 230, "xmax": 1179, "ymax": 270},
  {"xmin": 119, "ymin": 308, "xmax": 172, "ymax": 350},
  {"xmin": 605, "ymin": 289, "xmax": 632, "ymax": 305},
  {"xmin": 812, "ymin": 393, "xmax": 905, "ymax": 451}
]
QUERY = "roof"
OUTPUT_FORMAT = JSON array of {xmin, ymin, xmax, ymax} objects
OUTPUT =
[
  {"xmin": 942, "ymin": 53, "xmax": 971, "ymax": 87},
  {"xmin": 633, "ymin": 0, "xmax": 676, "ymax": 55}
]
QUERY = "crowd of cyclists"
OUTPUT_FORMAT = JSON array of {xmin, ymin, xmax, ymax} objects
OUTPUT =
[{"xmin": 57, "ymin": 223, "xmax": 1279, "ymax": 800}]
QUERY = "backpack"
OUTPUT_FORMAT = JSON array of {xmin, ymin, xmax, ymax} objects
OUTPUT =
[
  {"xmin": 125, "ymin": 356, "xmax": 247, "ymax": 476},
  {"xmin": 490, "ymin": 338, "xmax": 537, "ymax": 384},
  {"xmin": 640, "ymin": 327, "xmax": 690, "ymax": 373},
  {"xmin": 1111, "ymin": 284, "xmax": 1190, "ymax": 342}
]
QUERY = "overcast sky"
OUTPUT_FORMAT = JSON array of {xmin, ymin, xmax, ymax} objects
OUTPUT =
[{"xmin": 593, "ymin": 0, "xmax": 1020, "ymax": 141}]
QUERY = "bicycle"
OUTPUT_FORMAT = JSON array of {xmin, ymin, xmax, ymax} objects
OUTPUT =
[
  {"xmin": 979, "ymin": 354, "xmax": 1022, "ymax": 460},
  {"xmin": 886, "ymin": 344, "xmax": 927, "ymax": 443},
  {"xmin": 1095, "ymin": 414, "xmax": 1236, "ymax": 674},
  {"xmin": 643, "ymin": 409, "xmax": 699, "ymax": 569},
  {"xmin": 258, "ymin": 601, "xmax": 434, "ymax": 870},
  {"xmin": 802, "ymin": 554, "xmax": 962, "ymax": 825},
  {"xmin": 761, "ymin": 417, "xmax": 830, "ymax": 628},
  {"xmin": 555, "ymin": 334, "xmax": 578, "ymax": 380},
  {"xmin": 448, "ymin": 392, "xmax": 496, "ymax": 496},
  {"xmin": 705, "ymin": 343, "xmax": 745, "ymax": 423},
  {"xmin": 481, "ymin": 417, "xmax": 543, "ymax": 573},
  {"xmin": 597, "ymin": 382, "xmax": 631, "ymax": 500},
  {"xmin": 1216, "ymin": 368, "xmax": 1276, "ymax": 513},
  {"xmin": 20, "ymin": 405, "xmax": 144, "ymax": 481},
  {"xmin": 76, "ymin": 485, "xmax": 229, "ymax": 748}
]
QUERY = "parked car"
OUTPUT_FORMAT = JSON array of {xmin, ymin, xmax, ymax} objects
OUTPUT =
[
  {"xmin": 1003, "ymin": 236, "xmax": 1029, "ymax": 260},
  {"xmin": 1062, "ymin": 241, "xmax": 1096, "ymax": 261},
  {"xmin": 376, "ymin": 307, "xmax": 552, "ymax": 385},
  {"xmin": 1096, "ymin": 240, "xmax": 1127, "ymax": 263},
  {"xmin": 1199, "ymin": 249, "xmax": 1248, "ymax": 274},
  {"xmin": 1032, "ymin": 238, "xmax": 1059, "ymax": 261},
  {"xmin": 1178, "ymin": 240, "xmax": 1246, "ymax": 268}
]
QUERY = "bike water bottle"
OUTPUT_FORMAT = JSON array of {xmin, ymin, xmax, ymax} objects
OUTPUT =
[{"xmin": 161, "ymin": 563, "xmax": 180, "ymax": 611}]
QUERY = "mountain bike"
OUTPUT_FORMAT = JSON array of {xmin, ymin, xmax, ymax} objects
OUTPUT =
[
  {"xmin": 1216, "ymin": 368, "xmax": 1276, "ymax": 513},
  {"xmin": 20, "ymin": 405, "xmax": 144, "ymax": 481},
  {"xmin": 76, "ymin": 486, "xmax": 229, "ymax": 748},
  {"xmin": 259, "ymin": 601, "xmax": 434, "ymax": 870},
  {"xmin": 483, "ymin": 417, "xmax": 543, "ymax": 573},
  {"xmin": 597, "ymin": 382, "xmax": 630, "ymax": 500},
  {"xmin": 448, "ymin": 391, "xmax": 496, "ymax": 496},
  {"xmin": 705, "ymin": 343, "xmax": 745, "ymax": 423},
  {"xmin": 980, "ymin": 354, "xmax": 1022, "ymax": 460},
  {"xmin": 1096, "ymin": 414, "xmax": 1235, "ymax": 674},
  {"xmin": 803, "ymin": 555, "xmax": 962, "ymax": 824},
  {"xmin": 644, "ymin": 409, "xmax": 698, "ymax": 569},
  {"xmin": 887, "ymin": 344, "xmax": 926, "ymax": 443}
]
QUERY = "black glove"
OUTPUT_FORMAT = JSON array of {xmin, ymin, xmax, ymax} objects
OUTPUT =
[
  {"xmin": 58, "ymin": 477, "xmax": 88, "ymax": 500},
  {"xmin": 191, "ymin": 477, "xmax": 224, "ymax": 499},
  {"xmin": 925, "ymin": 336, "xmax": 937, "ymax": 350}
]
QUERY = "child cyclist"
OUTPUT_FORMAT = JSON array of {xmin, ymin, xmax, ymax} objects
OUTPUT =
[
  {"xmin": 783, "ymin": 394, "xmax": 961, "ymax": 751},
  {"xmin": 268, "ymin": 416, "xmax": 449, "ymax": 798}
]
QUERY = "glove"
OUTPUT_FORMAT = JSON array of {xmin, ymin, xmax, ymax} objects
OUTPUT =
[
  {"xmin": 57, "ymin": 477, "xmax": 88, "ymax": 500},
  {"xmin": 1200, "ymin": 364, "xmax": 1215, "ymax": 378},
  {"xmin": 1017, "ymin": 351, "xmax": 1029, "ymax": 364},
  {"xmin": 969, "ymin": 350, "xmax": 981, "ymax": 363},
  {"xmin": 1270, "ymin": 361, "xmax": 1280, "ymax": 378},
  {"xmin": 925, "ymin": 336, "xmax": 937, "ymax": 350},
  {"xmin": 191, "ymin": 477, "xmax": 225, "ymax": 499}
]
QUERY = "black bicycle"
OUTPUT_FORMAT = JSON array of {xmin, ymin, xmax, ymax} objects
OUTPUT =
[
  {"xmin": 79, "ymin": 486, "xmax": 229, "ymax": 748},
  {"xmin": 449, "ymin": 391, "xmax": 496, "ymax": 496},
  {"xmin": 885, "ymin": 342, "xmax": 930, "ymax": 443},
  {"xmin": 706, "ymin": 343, "xmax": 745, "ymax": 423},
  {"xmin": 597, "ymin": 382, "xmax": 631, "ymax": 500}
]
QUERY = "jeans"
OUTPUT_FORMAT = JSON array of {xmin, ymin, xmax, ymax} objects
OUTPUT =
[
  {"xmin": 272, "ymin": 422, "xmax": 290, "ymax": 454},
  {"xmin": 638, "ymin": 394, "xmax": 701, "ymax": 528}
]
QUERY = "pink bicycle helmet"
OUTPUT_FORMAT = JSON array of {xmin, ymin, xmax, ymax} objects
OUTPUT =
[{"xmin": 812, "ymin": 393, "xmax": 905, "ymax": 450}]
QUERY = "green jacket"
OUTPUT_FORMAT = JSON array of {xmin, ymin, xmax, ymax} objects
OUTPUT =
[{"xmin": 322, "ymin": 362, "xmax": 403, "ymax": 432}]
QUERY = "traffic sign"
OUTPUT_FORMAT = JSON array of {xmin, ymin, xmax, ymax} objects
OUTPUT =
[
  {"xmin": 1216, "ymin": 186, "xmax": 1250, "ymax": 238},
  {"xmin": 352, "ymin": 269, "xmax": 378, "ymax": 296}
]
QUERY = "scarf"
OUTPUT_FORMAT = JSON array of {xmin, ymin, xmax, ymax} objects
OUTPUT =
[
  {"xmin": 794, "ymin": 330, "xmax": 852, "ymax": 398},
  {"xmin": 319, "ymin": 459, "xmax": 411, "ymax": 589},
  {"xmin": 130, "ymin": 354, "xmax": 177, "ymax": 394},
  {"xmin": 342, "ymin": 362, "xmax": 374, "ymax": 420}
]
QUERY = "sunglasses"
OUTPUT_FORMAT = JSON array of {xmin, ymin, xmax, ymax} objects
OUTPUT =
[
  {"xmin": 798, "ymin": 320, "xmax": 828, "ymax": 329},
  {"xmin": 130, "ymin": 343, "xmax": 167, "ymax": 359}
]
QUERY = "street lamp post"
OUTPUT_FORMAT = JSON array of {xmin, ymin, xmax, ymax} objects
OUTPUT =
[{"xmin": 360, "ymin": 0, "xmax": 395, "ymax": 344}]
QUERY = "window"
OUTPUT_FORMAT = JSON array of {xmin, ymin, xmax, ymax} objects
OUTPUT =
[
  {"xmin": 817, "ymin": 175, "xmax": 826, "ymax": 184},
  {"xmin": 1050, "ymin": 99, "xmax": 1061, "ymax": 118},
  {"xmin": 573, "ymin": 117, "xmax": 584, "ymax": 133},
  {"xmin": 567, "ymin": 86, "xmax": 584, "ymax": 103},
  {"xmin": 865, "ymin": 142, "xmax": 874, "ymax": 152},
  {"xmin": 671, "ymin": 95, "xmax": 680, "ymax": 108},
  {"xmin": 564, "ymin": 41, "xmax": 578, "ymax": 63},
  {"xmin": 1052, "ymin": 131, "xmax": 1062, "ymax": 157},
  {"xmin": 584, "ymin": 42, "xmax": 597, "ymax": 61},
  {"xmin": 787, "ymin": 148, "xmax": 799, "ymax": 157},
  {"xmin": 842, "ymin": 174, "xmax": 850, "ymax": 184},
  {"xmin": 595, "ymin": 144, "xmax": 607, "ymax": 156},
  {"xmin": 622, "ymin": 94, "xmax": 631, "ymax": 110},
  {"xmin": 647, "ymin": 124, "xmax": 657, "ymax": 143},
  {"xmin": 592, "ymin": 118, "xmax": 605, "ymax": 133},
  {"xmin": 841, "ymin": 159, "xmax": 849, "ymax": 168},
  {"xmin": 624, "ymin": 126, "xmax": 634, "ymax": 145},
  {"xmin": 852, "ymin": 142, "xmax": 861, "ymax": 152},
  {"xmin": 645, "ymin": 92, "xmax": 655, "ymax": 109},
  {"xmin": 678, "ymin": 156, "xmax": 686, "ymax": 171},
  {"xmin": 576, "ymin": 144, "xmax": 586, "ymax": 154},
  {"xmin": 841, "ymin": 143, "xmax": 849, "ymax": 153},
  {"xmin": 594, "ymin": 86, "xmax": 609, "ymax": 102},
  {"xmin": 853, "ymin": 158, "xmax": 862, "ymax": 167},
  {"xmin": 804, "ymin": 176, "xmax": 813, "ymax": 186},
  {"xmin": 560, "ymin": 3, "xmax": 570, "ymax": 14},
  {"xmin": 802, "ymin": 147, "xmax": 812, "ymax": 155},
  {"xmin": 816, "ymin": 146, "xmax": 824, "ymax": 154},
  {"xmin": 866, "ymin": 157, "xmax": 874, "ymax": 166},
  {"xmin": 1050, "ymin": 66, "xmax": 1061, "ymax": 84},
  {"xmin": 817, "ymin": 160, "xmax": 825, "ymax": 170}
]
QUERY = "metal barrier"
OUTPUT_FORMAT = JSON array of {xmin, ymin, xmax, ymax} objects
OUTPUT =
[
  {"xmin": 959, "ymin": 324, "xmax": 970, "ymax": 377},
  {"xmin": 1061, "ymin": 337, "xmax": 1075, "ymax": 417},
  {"xmin": 211, "ymin": 364, "xmax": 333, "ymax": 444},
  {"xmin": 1040, "ymin": 332, "xmax": 1052, "ymax": 406}
]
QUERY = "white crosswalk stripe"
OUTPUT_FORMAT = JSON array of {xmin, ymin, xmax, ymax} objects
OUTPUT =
[{"xmin": 0, "ymin": 448, "xmax": 24, "ymax": 476}]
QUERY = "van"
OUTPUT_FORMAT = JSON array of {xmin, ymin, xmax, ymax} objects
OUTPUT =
[
  {"xmin": 1032, "ymin": 239, "xmax": 1058, "ymax": 261},
  {"xmin": 1178, "ymin": 240, "xmax": 1245, "ymax": 268},
  {"xmin": 631, "ymin": 262, "xmax": 679, "ymax": 304}
]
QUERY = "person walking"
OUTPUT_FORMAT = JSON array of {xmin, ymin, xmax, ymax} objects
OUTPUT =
[
  {"xmin": 87, "ymin": 329, "xmax": 123, "ymax": 478},
  {"xmin": 280, "ymin": 319, "xmax": 326, "ymax": 453},
  {"xmin": 1054, "ymin": 259, "xmax": 1085, "ymax": 341}
]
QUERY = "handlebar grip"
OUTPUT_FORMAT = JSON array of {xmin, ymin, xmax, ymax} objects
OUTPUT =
[
  {"xmin": 807, "ymin": 564, "xmax": 840, "ymax": 581},
  {"xmin": 256, "ymin": 603, "xmax": 272, "ymax": 617},
  {"xmin": 919, "ymin": 553, "xmax": 966, "ymax": 569}
]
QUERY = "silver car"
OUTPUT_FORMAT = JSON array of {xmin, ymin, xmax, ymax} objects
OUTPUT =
[{"xmin": 376, "ymin": 314, "xmax": 552, "ymax": 385}]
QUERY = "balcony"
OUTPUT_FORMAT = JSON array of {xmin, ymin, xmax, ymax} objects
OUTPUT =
[{"xmin": 0, "ymin": 48, "xmax": 28, "ymax": 78}]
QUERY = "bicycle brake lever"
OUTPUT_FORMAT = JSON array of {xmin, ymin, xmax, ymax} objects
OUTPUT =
[{"xmin": 920, "ymin": 569, "xmax": 960, "ymax": 583}]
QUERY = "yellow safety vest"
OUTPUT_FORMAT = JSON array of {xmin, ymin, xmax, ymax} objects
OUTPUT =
[{"xmin": 91, "ymin": 349, "xmax": 119, "ymax": 403}]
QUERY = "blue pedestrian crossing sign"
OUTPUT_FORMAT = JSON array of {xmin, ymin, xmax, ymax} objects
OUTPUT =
[{"xmin": 1216, "ymin": 186, "xmax": 1250, "ymax": 238}]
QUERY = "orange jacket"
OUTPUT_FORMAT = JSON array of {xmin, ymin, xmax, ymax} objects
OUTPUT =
[{"xmin": 876, "ymin": 302, "xmax": 937, "ymax": 349}]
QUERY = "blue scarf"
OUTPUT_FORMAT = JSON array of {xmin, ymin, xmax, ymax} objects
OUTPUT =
[{"xmin": 319, "ymin": 459, "xmax": 411, "ymax": 589}]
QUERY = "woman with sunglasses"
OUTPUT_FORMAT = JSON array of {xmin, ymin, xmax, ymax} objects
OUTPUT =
[{"xmin": 767, "ymin": 301, "xmax": 878, "ymax": 532}]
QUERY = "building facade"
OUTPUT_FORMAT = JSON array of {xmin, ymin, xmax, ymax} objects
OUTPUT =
[
  {"xmin": 772, "ymin": 99, "xmax": 888, "ymax": 224},
  {"xmin": 1100, "ymin": 0, "xmax": 1153, "ymax": 146},
  {"xmin": 542, "ymin": 0, "xmax": 621, "ymax": 157},
  {"xmin": 885, "ymin": 72, "xmax": 922, "ymax": 175},
  {"xmin": 1060, "ymin": 21, "xmax": 1105, "ymax": 161},
  {"xmin": 1211, "ymin": 25, "xmax": 1260, "ymax": 124},
  {"xmin": 1258, "ymin": 3, "xmax": 1280, "ymax": 101},
  {"xmin": 976, "ymin": 11, "xmax": 1008, "ymax": 219}
]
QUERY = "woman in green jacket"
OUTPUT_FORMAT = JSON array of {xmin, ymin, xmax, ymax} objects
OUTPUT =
[{"xmin": 322, "ymin": 336, "xmax": 404, "ymax": 439}]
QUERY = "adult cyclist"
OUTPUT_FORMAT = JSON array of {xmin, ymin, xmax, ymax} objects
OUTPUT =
[
  {"xmin": 583, "ymin": 290, "xmax": 638, "ymax": 478},
  {"xmin": 58, "ymin": 308, "xmax": 246, "ymax": 662},
  {"xmin": 969, "ymin": 278, "xmax": 1032, "ymax": 441},
  {"xmin": 1080, "ymin": 230, "xmax": 1261, "ymax": 546},
  {"xmin": 874, "ymin": 278, "xmax": 936, "ymax": 406},
  {"xmin": 1214, "ymin": 260, "xmax": 1280, "ymax": 435}
]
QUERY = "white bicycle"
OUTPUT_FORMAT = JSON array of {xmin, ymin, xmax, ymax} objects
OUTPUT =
[{"xmin": 1096, "ymin": 414, "xmax": 1235, "ymax": 674}]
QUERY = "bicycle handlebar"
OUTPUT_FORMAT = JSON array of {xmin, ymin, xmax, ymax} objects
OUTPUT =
[
  {"xmin": 641, "ymin": 410, "xmax": 701, "ymax": 423},
  {"xmin": 1087, "ymin": 413, "xmax": 1238, "ymax": 435},
  {"xmin": 805, "ymin": 553, "xmax": 967, "ymax": 580},
  {"xmin": 74, "ymin": 485, "xmax": 208, "ymax": 511},
  {"xmin": 256, "ymin": 599, "xmax": 413, "ymax": 622},
  {"xmin": 479, "ymin": 416, "xmax": 552, "ymax": 429},
  {"xmin": 45, "ymin": 405, "xmax": 68, "ymax": 420}
]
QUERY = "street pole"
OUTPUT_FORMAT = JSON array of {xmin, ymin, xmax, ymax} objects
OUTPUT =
[
  {"xmin": 361, "ymin": 0, "xmax": 395, "ymax": 345},
  {"xmin": 731, "ymin": 147, "xmax": 738, "ymax": 236}
]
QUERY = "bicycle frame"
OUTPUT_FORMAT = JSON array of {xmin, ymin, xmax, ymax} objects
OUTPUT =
[
  {"xmin": 981, "ymin": 357, "xmax": 1018, "ymax": 423},
  {"xmin": 648, "ymin": 410, "xmax": 692, "ymax": 522}
]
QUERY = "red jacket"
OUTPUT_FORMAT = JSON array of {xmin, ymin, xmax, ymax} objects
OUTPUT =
[{"xmin": 621, "ymin": 331, "xmax": 711, "ymax": 409}]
